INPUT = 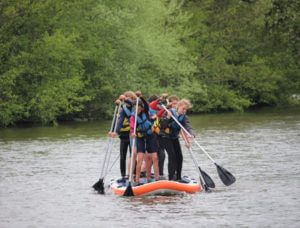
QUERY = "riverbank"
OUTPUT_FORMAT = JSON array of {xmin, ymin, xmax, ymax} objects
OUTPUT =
[
  {"xmin": 1, "ymin": 106, "xmax": 299, "ymax": 141},
  {"xmin": 2, "ymin": 104, "xmax": 300, "ymax": 130}
]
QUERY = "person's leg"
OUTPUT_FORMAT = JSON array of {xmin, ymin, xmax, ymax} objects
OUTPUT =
[
  {"xmin": 145, "ymin": 153, "xmax": 152, "ymax": 180},
  {"xmin": 120, "ymin": 138, "xmax": 129, "ymax": 177},
  {"xmin": 160, "ymin": 137, "xmax": 176, "ymax": 180},
  {"xmin": 157, "ymin": 136, "xmax": 165, "ymax": 176},
  {"xmin": 147, "ymin": 134, "xmax": 159, "ymax": 181},
  {"xmin": 135, "ymin": 137, "xmax": 146, "ymax": 183},
  {"xmin": 173, "ymin": 138, "xmax": 183, "ymax": 180},
  {"xmin": 127, "ymin": 140, "xmax": 131, "ymax": 177},
  {"xmin": 135, "ymin": 153, "xmax": 145, "ymax": 183},
  {"xmin": 150, "ymin": 152, "xmax": 159, "ymax": 181}
]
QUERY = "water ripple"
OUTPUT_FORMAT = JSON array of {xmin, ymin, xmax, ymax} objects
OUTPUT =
[{"xmin": 1, "ymin": 110, "xmax": 300, "ymax": 227}]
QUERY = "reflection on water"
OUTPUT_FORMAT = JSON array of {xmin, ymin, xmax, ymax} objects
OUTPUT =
[
  {"xmin": 128, "ymin": 194, "xmax": 187, "ymax": 206},
  {"xmin": 0, "ymin": 107, "xmax": 300, "ymax": 227}
]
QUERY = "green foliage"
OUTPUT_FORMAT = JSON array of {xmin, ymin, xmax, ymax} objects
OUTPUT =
[
  {"xmin": 183, "ymin": 0, "xmax": 298, "ymax": 110},
  {"xmin": 0, "ymin": 0, "xmax": 299, "ymax": 126}
]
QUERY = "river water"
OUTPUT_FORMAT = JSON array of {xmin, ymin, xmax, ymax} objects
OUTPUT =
[{"xmin": 0, "ymin": 108, "xmax": 299, "ymax": 227}]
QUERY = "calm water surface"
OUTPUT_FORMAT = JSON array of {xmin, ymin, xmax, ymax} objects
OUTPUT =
[{"xmin": 0, "ymin": 108, "xmax": 300, "ymax": 227}]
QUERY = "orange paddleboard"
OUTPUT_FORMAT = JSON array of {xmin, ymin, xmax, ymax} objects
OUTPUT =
[{"xmin": 110, "ymin": 177, "xmax": 201, "ymax": 196}]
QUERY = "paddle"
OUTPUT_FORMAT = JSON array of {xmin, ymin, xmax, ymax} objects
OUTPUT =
[
  {"xmin": 161, "ymin": 105, "xmax": 236, "ymax": 187},
  {"xmin": 180, "ymin": 130, "xmax": 215, "ymax": 191},
  {"xmin": 103, "ymin": 103, "xmax": 122, "ymax": 180},
  {"xmin": 93, "ymin": 104, "xmax": 120, "ymax": 194},
  {"xmin": 123, "ymin": 97, "xmax": 139, "ymax": 196},
  {"xmin": 193, "ymin": 140, "xmax": 236, "ymax": 186}
]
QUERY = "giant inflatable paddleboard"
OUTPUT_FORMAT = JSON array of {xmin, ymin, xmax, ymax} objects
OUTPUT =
[{"xmin": 110, "ymin": 176, "xmax": 201, "ymax": 196}]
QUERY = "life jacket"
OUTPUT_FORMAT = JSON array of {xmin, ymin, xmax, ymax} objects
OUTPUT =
[
  {"xmin": 148, "ymin": 108, "xmax": 161, "ymax": 135},
  {"xmin": 149, "ymin": 108, "xmax": 157, "ymax": 118},
  {"xmin": 119, "ymin": 105, "xmax": 132, "ymax": 133},
  {"xmin": 170, "ymin": 108, "xmax": 185, "ymax": 130},
  {"xmin": 134, "ymin": 112, "xmax": 153, "ymax": 137},
  {"xmin": 119, "ymin": 118, "xmax": 130, "ymax": 133},
  {"xmin": 152, "ymin": 118, "xmax": 161, "ymax": 135},
  {"xmin": 122, "ymin": 104, "xmax": 132, "ymax": 117},
  {"xmin": 164, "ymin": 108, "xmax": 185, "ymax": 134}
]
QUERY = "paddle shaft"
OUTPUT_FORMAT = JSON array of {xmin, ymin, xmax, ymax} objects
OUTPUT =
[
  {"xmin": 161, "ymin": 105, "xmax": 236, "ymax": 187},
  {"xmin": 181, "ymin": 130, "xmax": 208, "ymax": 190},
  {"xmin": 99, "ymin": 105, "xmax": 119, "ymax": 179},
  {"xmin": 129, "ymin": 97, "xmax": 139, "ymax": 183},
  {"xmin": 103, "ymin": 104, "xmax": 122, "ymax": 177},
  {"xmin": 102, "ymin": 153, "xmax": 120, "ymax": 179},
  {"xmin": 161, "ymin": 105, "xmax": 216, "ymax": 164}
]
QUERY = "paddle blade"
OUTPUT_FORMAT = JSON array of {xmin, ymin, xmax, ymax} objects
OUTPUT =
[
  {"xmin": 92, "ymin": 178, "xmax": 105, "ymax": 194},
  {"xmin": 203, "ymin": 184, "xmax": 212, "ymax": 192},
  {"xmin": 199, "ymin": 167, "xmax": 215, "ymax": 188},
  {"xmin": 216, "ymin": 164, "xmax": 236, "ymax": 186},
  {"xmin": 199, "ymin": 176, "xmax": 211, "ymax": 192},
  {"xmin": 123, "ymin": 182, "xmax": 134, "ymax": 197}
]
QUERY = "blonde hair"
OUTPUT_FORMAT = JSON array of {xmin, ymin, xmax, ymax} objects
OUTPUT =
[
  {"xmin": 168, "ymin": 95, "xmax": 179, "ymax": 102},
  {"xmin": 123, "ymin": 91, "xmax": 137, "ymax": 100},
  {"xmin": 177, "ymin": 99, "xmax": 192, "ymax": 109}
]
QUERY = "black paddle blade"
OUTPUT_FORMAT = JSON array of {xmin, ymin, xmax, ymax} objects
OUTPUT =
[
  {"xmin": 216, "ymin": 163, "xmax": 236, "ymax": 186},
  {"xmin": 92, "ymin": 178, "xmax": 105, "ymax": 194},
  {"xmin": 199, "ymin": 167, "xmax": 215, "ymax": 188},
  {"xmin": 203, "ymin": 184, "xmax": 212, "ymax": 193},
  {"xmin": 199, "ymin": 177, "xmax": 211, "ymax": 193},
  {"xmin": 123, "ymin": 182, "xmax": 134, "ymax": 197}
]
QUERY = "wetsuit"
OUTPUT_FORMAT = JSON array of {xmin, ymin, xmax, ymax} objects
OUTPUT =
[
  {"xmin": 160, "ymin": 109, "xmax": 193, "ymax": 180},
  {"xmin": 116, "ymin": 102, "xmax": 132, "ymax": 177}
]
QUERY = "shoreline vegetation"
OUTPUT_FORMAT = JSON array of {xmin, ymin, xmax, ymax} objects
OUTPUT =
[
  {"xmin": 5, "ymin": 105, "xmax": 300, "ymax": 129},
  {"xmin": 1, "ymin": 0, "xmax": 299, "ymax": 127}
]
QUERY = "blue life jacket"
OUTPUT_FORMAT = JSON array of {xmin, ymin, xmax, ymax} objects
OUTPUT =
[
  {"xmin": 133, "ymin": 112, "xmax": 153, "ymax": 137},
  {"xmin": 122, "ymin": 104, "xmax": 132, "ymax": 118},
  {"xmin": 149, "ymin": 108, "xmax": 157, "ymax": 123},
  {"xmin": 149, "ymin": 108, "xmax": 157, "ymax": 117},
  {"xmin": 170, "ymin": 108, "xmax": 185, "ymax": 131}
]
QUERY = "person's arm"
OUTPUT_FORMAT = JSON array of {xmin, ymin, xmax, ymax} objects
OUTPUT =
[
  {"xmin": 182, "ymin": 115, "xmax": 194, "ymax": 137},
  {"xmin": 140, "ymin": 96, "xmax": 149, "ymax": 113},
  {"xmin": 149, "ymin": 99, "xmax": 160, "ymax": 111},
  {"xmin": 157, "ymin": 109, "xmax": 165, "ymax": 118},
  {"xmin": 124, "ymin": 98, "xmax": 133, "ymax": 107}
]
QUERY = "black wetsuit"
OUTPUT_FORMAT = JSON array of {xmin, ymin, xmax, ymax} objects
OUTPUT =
[
  {"xmin": 159, "ymin": 110, "xmax": 192, "ymax": 180},
  {"xmin": 116, "ymin": 104, "xmax": 132, "ymax": 177}
]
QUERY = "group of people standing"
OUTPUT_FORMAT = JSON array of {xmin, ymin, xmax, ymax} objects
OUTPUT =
[{"xmin": 109, "ymin": 91, "xmax": 194, "ymax": 185}]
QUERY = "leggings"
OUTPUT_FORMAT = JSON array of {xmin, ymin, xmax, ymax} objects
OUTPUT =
[
  {"xmin": 120, "ymin": 137, "xmax": 131, "ymax": 177},
  {"xmin": 160, "ymin": 137, "xmax": 183, "ymax": 180}
]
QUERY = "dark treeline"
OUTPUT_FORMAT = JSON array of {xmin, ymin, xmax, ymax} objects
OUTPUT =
[{"xmin": 0, "ymin": 0, "xmax": 299, "ymax": 127}]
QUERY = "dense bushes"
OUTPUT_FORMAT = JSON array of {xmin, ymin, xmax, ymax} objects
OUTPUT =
[{"xmin": 0, "ymin": 0, "xmax": 299, "ymax": 126}]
